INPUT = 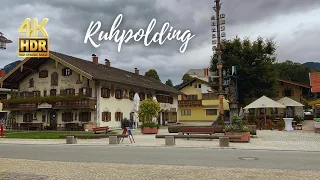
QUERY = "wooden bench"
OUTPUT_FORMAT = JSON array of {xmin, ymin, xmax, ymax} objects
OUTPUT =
[
  {"xmin": 155, "ymin": 134, "xmax": 241, "ymax": 140},
  {"xmin": 92, "ymin": 126, "xmax": 109, "ymax": 134},
  {"xmin": 295, "ymin": 124, "xmax": 302, "ymax": 130},
  {"xmin": 60, "ymin": 134, "xmax": 128, "ymax": 139},
  {"xmin": 181, "ymin": 127, "xmax": 215, "ymax": 135}
]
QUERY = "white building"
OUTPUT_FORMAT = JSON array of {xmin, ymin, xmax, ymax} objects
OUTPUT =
[{"xmin": 0, "ymin": 51, "xmax": 180, "ymax": 130}]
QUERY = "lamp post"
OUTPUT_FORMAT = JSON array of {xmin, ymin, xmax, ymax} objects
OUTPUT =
[
  {"xmin": 0, "ymin": 32, "xmax": 12, "ymax": 50},
  {"xmin": 211, "ymin": 0, "xmax": 226, "ymax": 116}
]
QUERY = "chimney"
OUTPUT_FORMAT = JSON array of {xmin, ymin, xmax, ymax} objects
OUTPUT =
[
  {"xmin": 0, "ymin": 69, "xmax": 5, "ymax": 78},
  {"xmin": 135, "ymin": 68, "xmax": 139, "ymax": 75},
  {"xmin": 92, "ymin": 54, "xmax": 98, "ymax": 65},
  {"xmin": 105, "ymin": 59, "xmax": 110, "ymax": 67}
]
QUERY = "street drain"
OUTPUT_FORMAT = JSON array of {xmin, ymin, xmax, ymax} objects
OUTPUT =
[{"xmin": 239, "ymin": 157, "xmax": 258, "ymax": 160}]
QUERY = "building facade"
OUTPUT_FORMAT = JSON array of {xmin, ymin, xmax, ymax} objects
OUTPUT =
[
  {"xmin": 177, "ymin": 78, "xmax": 229, "ymax": 122},
  {"xmin": 0, "ymin": 51, "xmax": 179, "ymax": 130}
]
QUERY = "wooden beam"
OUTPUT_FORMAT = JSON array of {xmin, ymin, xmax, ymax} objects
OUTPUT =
[
  {"xmin": 55, "ymin": 61, "xmax": 58, "ymax": 68},
  {"xmin": 20, "ymin": 64, "xmax": 23, "ymax": 72}
]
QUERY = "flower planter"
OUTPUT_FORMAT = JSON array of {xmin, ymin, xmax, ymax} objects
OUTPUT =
[
  {"xmin": 141, "ymin": 127, "xmax": 158, "ymax": 134},
  {"xmin": 225, "ymin": 132, "xmax": 250, "ymax": 142},
  {"xmin": 276, "ymin": 127, "xmax": 284, "ymax": 131}
]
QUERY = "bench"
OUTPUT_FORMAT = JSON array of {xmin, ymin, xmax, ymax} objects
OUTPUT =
[
  {"xmin": 60, "ymin": 134, "xmax": 129, "ymax": 139},
  {"xmin": 92, "ymin": 126, "xmax": 109, "ymax": 134},
  {"xmin": 155, "ymin": 134, "xmax": 241, "ymax": 140},
  {"xmin": 295, "ymin": 124, "xmax": 302, "ymax": 130},
  {"xmin": 181, "ymin": 127, "xmax": 215, "ymax": 135}
]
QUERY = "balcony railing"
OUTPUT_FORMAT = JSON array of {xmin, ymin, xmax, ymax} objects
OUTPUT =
[
  {"xmin": 53, "ymin": 99, "xmax": 96, "ymax": 109},
  {"xmin": 3, "ymin": 98, "xmax": 96, "ymax": 110},
  {"xmin": 178, "ymin": 100, "xmax": 202, "ymax": 105},
  {"xmin": 202, "ymin": 93, "xmax": 218, "ymax": 100}
]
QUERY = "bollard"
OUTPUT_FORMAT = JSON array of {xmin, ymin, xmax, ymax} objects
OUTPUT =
[
  {"xmin": 219, "ymin": 137, "xmax": 229, "ymax": 147},
  {"xmin": 0, "ymin": 124, "xmax": 4, "ymax": 137},
  {"xmin": 109, "ymin": 136, "xmax": 119, "ymax": 144},
  {"xmin": 66, "ymin": 136, "xmax": 77, "ymax": 144},
  {"xmin": 165, "ymin": 136, "xmax": 175, "ymax": 146}
]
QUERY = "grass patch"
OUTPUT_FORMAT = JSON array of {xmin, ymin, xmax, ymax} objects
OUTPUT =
[{"xmin": 2, "ymin": 131, "xmax": 118, "ymax": 139}]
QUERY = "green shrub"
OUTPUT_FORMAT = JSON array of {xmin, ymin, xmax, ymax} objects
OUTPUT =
[
  {"xmin": 141, "ymin": 121, "xmax": 160, "ymax": 129},
  {"xmin": 275, "ymin": 120, "xmax": 285, "ymax": 128}
]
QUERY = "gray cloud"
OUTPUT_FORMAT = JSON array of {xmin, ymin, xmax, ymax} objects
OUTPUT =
[{"xmin": 0, "ymin": 0, "xmax": 319, "ymax": 85}]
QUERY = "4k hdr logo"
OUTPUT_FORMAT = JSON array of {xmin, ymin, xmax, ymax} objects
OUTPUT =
[{"xmin": 18, "ymin": 18, "xmax": 49, "ymax": 58}]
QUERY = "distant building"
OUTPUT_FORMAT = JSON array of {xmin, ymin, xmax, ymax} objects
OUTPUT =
[
  {"xmin": 177, "ymin": 78, "xmax": 229, "ymax": 122},
  {"xmin": 310, "ymin": 72, "xmax": 320, "ymax": 98},
  {"xmin": 186, "ymin": 68, "xmax": 218, "ymax": 82},
  {"xmin": 277, "ymin": 79, "xmax": 311, "ymax": 103}
]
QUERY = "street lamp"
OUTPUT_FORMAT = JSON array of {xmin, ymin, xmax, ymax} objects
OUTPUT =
[
  {"xmin": 211, "ymin": 0, "xmax": 226, "ymax": 116},
  {"xmin": 0, "ymin": 32, "xmax": 12, "ymax": 50}
]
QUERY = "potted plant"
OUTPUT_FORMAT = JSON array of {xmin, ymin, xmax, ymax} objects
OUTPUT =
[
  {"xmin": 224, "ymin": 116, "xmax": 250, "ymax": 142},
  {"xmin": 138, "ymin": 99, "xmax": 160, "ymax": 134},
  {"xmin": 275, "ymin": 120, "xmax": 285, "ymax": 131}
]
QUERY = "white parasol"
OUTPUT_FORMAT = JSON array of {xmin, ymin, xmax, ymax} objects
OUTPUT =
[
  {"xmin": 238, "ymin": 107, "xmax": 244, "ymax": 118},
  {"xmin": 133, "ymin": 93, "xmax": 140, "ymax": 129},
  {"xmin": 152, "ymin": 96, "xmax": 158, "ymax": 123}
]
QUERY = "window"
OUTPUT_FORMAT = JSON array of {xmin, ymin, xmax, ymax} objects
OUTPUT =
[
  {"xmin": 0, "ymin": 94, "xmax": 7, "ymax": 100},
  {"xmin": 62, "ymin": 112, "xmax": 73, "ymax": 122},
  {"xmin": 139, "ymin": 93, "xmax": 145, "ymax": 101},
  {"xmin": 194, "ymin": 84, "xmax": 197, "ymax": 88},
  {"xmin": 62, "ymin": 68, "xmax": 72, "ymax": 76},
  {"xmin": 50, "ymin": 89, "xmax": 57, "ymax": 96},
  {"xmin": 115, "ymin": 112, "xmax": 123, "ymax": 121},
  {"xmin": 284, "ymin": 89, "xmax": 293, "ymax": 97},
  {"xmin": 79, "ymin": 112, "xmax": 91, "ymax": 122},
  {"xmin": 101, "ymin": 88, "xmax": 110, "ymax": 98},
  {"xmin": 20, "ymin": 92, "xmax": 30, "ymax": 98},
  {"xmin": 169, "ymin": 97, "xmax": 173, "ymax": 104},
  {"xmin": 65, "ymin": 88, "xmax": 75, "ymax": 95},
  {"xmin": 23, "ymin": 113, "xmax": 33, "ymax": 122},
  {"xmin": 79, "ymin": 87, "xmax": 92, "ymax": 97},
  {"xmin": 33, "ymin": 91, "xmax": 40, "ymax": 97},
  {"xmin": 129, "ymin": 91, "xmax": 135, "ymax": 100},
  {"xmin": 39, "ymin": 70, "xmax": 48, "ymax": 78},
  {"xmin": 186, "ymin": 95, "xmax": 198, "ymax": 100},
  {"xmin": 43, "ymin": 90, "xmax": 47, "ymax": 97},
  {"xmin": 115, "ymin": 89, "xmax": 123, "ymax": 99},
  {"xmin": 206, "ymin": 109, "xmax": 217, "ymax": 116},
  {"xmin": 181, "ymin": 109, "xmax": 191, "ymax": 116},
  {"xmin": 198, "ymin": 84, "xmax": 201, "ymax": 88},
  {"xmin": 29, "ymin": 78, "xmax": 34, "ymax": 88},
  {"xmin": 102, "ymin": 112, "xmax": 111, "ymax": 122},
  {"xmin": 165, "ymin": 96, "xmax": 169, "ymax": 103}
]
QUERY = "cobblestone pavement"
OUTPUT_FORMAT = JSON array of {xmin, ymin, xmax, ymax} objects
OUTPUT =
[
  {"xmin": 1, "ymin": 158, "xmax": 320, "ymax": 180},
  {"xmin": 1, "ymin": 121, "xmax": 320, "ymax": 151}
]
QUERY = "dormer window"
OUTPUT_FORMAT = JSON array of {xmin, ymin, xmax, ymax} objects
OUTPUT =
[{"xmin": 62, "ymin": 68, "xmax": 72, "ymax": 76}]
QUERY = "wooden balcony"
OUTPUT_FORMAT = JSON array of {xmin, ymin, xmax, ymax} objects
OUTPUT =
[
  {"xmin": 52, "ymin": 99, "xmax": 96, "ymax": 109},
  {"xmin": 3, "ymin": 99, "xmax": 96, "ymax": 111},
  {"xmin": 178, "ymin": 100, "xmax": 202, "ymax": 106},
  {"xmin": 202, "ymin": 93, "xmax": 218, "ymax": 100}
]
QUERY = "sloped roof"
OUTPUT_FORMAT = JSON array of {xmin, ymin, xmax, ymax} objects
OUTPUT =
[
  {"xmin": 0, "ymin": 51, "xmax": 181, "ymax": 94},
  {"xmin": 278, "ymin": 79, "xmax": 311, "ymax": 88},
  {"xmin": 177, "ymin": 78, "xmax": 209, "ymax": 90},
  {"xmin": 310, "ymin": 72, "xmax": 320, "ymax": 93}
]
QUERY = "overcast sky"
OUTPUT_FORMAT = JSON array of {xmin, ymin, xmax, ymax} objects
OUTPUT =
[{"xmin": 1, "ymin": 0, "xmax": 320, "ymax": 85}]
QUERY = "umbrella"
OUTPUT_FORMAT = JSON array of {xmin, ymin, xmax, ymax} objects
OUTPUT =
[
  {"xmin": 152, "ymin": 96, "xmax": 158, "ymax": 123},
  {"xmin": 133, "ymin": 93, "xmax": 140, "ymax": 129},
  {"xmin": 244, "ymin": 95, "xmax": 286, "ymax": 122}
]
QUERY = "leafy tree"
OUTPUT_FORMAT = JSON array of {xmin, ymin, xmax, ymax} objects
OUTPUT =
[
  {"xmin": 210, "ymin": 37, "xmax": 278, "ymax": 103},
  {"xmin": 144, "ymin": 69, "xmax": 160, "ymax": 81},
  {"xmin": 182, "ymin": 73, "xmax": 193, "ymax": 83},
  {"xmin": 274, "ymin": 60, "xmax": 312, "ymax": 85},
  {"xmin": 165, "ymin": 79, "xmax": 173, "ymax": 87},
  {"xmin": 138, "ymin": 99, "xmax": 160, "ymax": 122}
]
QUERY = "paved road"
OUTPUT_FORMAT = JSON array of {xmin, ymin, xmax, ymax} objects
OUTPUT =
[{"xmin": 0, "ymin": 144, "xmax": 320, "ymax": 171}]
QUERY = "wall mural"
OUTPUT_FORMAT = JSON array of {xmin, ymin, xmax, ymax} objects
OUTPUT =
[{"xmin": 51, "ymin": 72, "xmax": 59, "ymax": 86}]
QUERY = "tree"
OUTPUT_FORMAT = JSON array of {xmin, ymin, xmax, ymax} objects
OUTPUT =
[
  {"xmin": 182, "ymin": 73, "xmax": 193, "ymax": 83},
  {"xmin": 144, "ymin": 69, "xmax": 160, "ymax": 81},
  {"xmin": 274, "ymin": 60, "xmax": 312, "ymax": 85},
  {"xmin": 138, "ymin": 99, "xmax": 160, "ymax": 122},
  {"xmin": 165, "ymin": 79, "xmax": 173, "ymax": 87},
  {"xmin": 210, "ymin": 37, "xmax": 279, "ymax": 103}
]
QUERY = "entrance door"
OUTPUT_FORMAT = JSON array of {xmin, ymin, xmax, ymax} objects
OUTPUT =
[
  {"xmin": 49, "ymin": 111, "xmax": 57, "ymax": 130},
  {"xmin": 168, "ymin": 112, "xmax": 177, "ymax": 123}
]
